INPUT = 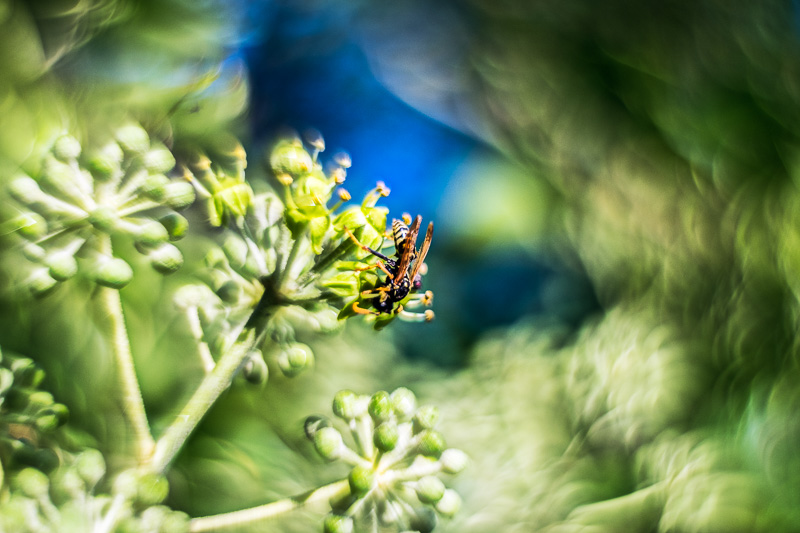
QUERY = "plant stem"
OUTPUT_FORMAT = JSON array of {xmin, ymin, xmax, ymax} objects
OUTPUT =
[
  {"xmin": 278, "ymin": 224, "xmax": 307, "ymax": 289},
  {"xmin": 93, "ymin": 493, "xmax": 126, "ymax": 533},
  {"xmin": 188, "ymin": 480, "xmax": 350, "ymax": 532},
  {"xmin": 148, "ymin": 331, "xmax": 255, "ymax": 474},
  {"xmin": 97, "ymin": 235, "xmax": 154, "ymax": 464}
]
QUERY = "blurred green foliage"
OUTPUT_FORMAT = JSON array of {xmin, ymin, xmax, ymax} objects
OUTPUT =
[{"xmin": 3, "ymin": 0, "xmax": 800, "ymax": 531}]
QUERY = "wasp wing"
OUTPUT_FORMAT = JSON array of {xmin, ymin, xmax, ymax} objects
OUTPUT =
[
  {"xmin": 410, "ymin": 221, "xmax": 433, "ymax": 281},
  {"xmin": 393, "ymin": 214, "xmax": 421, "ymax": 281}
]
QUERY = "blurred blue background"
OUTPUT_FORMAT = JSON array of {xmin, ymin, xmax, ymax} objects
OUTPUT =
[{"xmin": 237, "ymin": 1, "xmax": 600, "ymax": 362}]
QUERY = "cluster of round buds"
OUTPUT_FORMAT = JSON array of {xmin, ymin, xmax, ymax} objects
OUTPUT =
[
  {"xmin": 0, "ymin": 453, "xmax": 188, "ymax": 533},
  {"xmin": 265, "ymin": 133, "xmax": 435, "ymax": 330},
  {"xmin": 6, "ymin": 125, "xmax": 194, "ymax": 295},
  {"xmin": 306, "ymin": 388, "xmax": 467, "ymax": 533},
  {"xmin": 178, "ymin": 134, "xmax": 253, "ymax": 228},
  {"xmin": 176, "ymin": 132, "xmax": 433, "ymax": 378},
  {"xmin": 0, "ymin": 348, "xmax": 69, "ymax": 476}
]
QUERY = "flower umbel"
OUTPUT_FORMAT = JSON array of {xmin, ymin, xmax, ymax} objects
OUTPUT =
[
  {"xmin": 307, "ymin": 388, "xmax": 466, "ymax": 532},
  {"xmin": 6, "ymin": 125, "xmax": 194, "ymax": 294},
  {"xmin": 179, "ymin": 132, "xmax": 435, "ymax": 378}
]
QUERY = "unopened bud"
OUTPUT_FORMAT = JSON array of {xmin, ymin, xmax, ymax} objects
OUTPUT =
[
  {"xmin": 314, "ymin": 426, "xmax": 344, "ymax": 461},
  {"xmin": 149, "ymin": 244, "xmax": 183, "ymax": 274},
  {"xmin": 53, "ymin": 134, "xmax": 81, "ymax": 161},
  {"xmin": 435, "ymin": 489, "xmax": 462, "ymax": 517},
  {"xmin": 94, "ymin": 257, "xmax": 133, "ymax": 289},
  {"xmin": 415, "ymin": 475, "xmax": 445, "ymax": 504},
  {"xmin": 115, "ymin": 124, "xmax": 150, "ymax": 154}
]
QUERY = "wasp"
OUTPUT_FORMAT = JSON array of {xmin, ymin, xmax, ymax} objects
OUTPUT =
[{"xmin": 345, "ymin": 215, "xmax": 433, "ymax": 317}]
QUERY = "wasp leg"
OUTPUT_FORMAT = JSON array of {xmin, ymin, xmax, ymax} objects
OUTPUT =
[
  {"xmin": 352, "ymin": 301, "xmax": 378, "ymax": 315},
  {"xmin": 344, "ymin": 226, "xmax": 393, "ymax": 267},
  {"xmin": 359, "ymin": 286, "xmax": 390, "ymax": 299},
  {"xmin": 354, "ymin": 261, "xmax": 394, "ymax": 279}
]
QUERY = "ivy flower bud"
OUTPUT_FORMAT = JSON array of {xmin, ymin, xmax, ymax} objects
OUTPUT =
[
  {"xmin": 149, "ymin": 243, "xmax": 184, "ymax": 274},
  {"xmin": 413, "ymin": 405, "xmax": 440, "ymax": 433},
  {"xmin": 368, "ymin": 390, "xmax": 392, "ymax": 423},
  {"xmin": 144, "ymin": 144, "xmax": 176, "ymax": 174},
  {"xmin": 323, "ymin": 514, "xmax": 354, "ymax": 533},
  {"xmin": 160, "ymin": 510, "xmax": 191, "ymax": 533},
  {"xmin": 53, "ymin": 134, "xmax": 82, "ymax": 161},
  {"xmin": 74, "ymin": 449, "xmax": 106, "ymax": 487},
  {"xmin": 37, "ymin": 403, "xmax": 69, "ymax": 431},
  {"xmin": 270, "ymin": 139, "xmax": 313, "ymax": 177},
  {"xmin": 415, "ymin": 475, "xmax": 445, "ymax": 504},
  {"xmin": 12, "ymin": 212, "xmax": 47, "ymax": 240},
  {"xmin": 373, "ymin": 421, "xmax": 399, "ymax": 452},
  {"xmin": 242, "ymin": 351, "xmax": 269, "ymax": 385},
  {"xmin": 163, "ymin": 181, "xmax": 196, "ymax": 210},
  {"xmin": 13, "ymin": 468, "xmax": 50, "ymax": 499},
  {"xmin": 112, "ymin": 469, "xmax": 139, "ymax": 499},
  {"xmin": 277, "ymin": 342, "xmax": 314, "ymax": 377},
  {"xmin": 314, "ymin": 426, "xmax": 344, "ymax": 461},
  {"xmin": 94, "ymin": 257, "xmax": 134, "ymax": 289},
  {"xmin": 136, "ymin": 220, "xmax": 169, "ymax": 246},
  {"xmin": 332, "ymin": 390, "xmax": 360, "ymax": 420},
  {"xmin": 222, "ymin": 234, "xmax": 248, "ymax": 266},
  {"xmin": 159, "ymin": 213, "xmax": 189, "ymax": 241},
  {"xmin": 141, "ymin": 173, "xmax": 171, "ymax": 201},
  {"xmin": 390, "ymin": 387, "xmax": 417, "ymax": 420},
  {"xmin": 440, "ymin": 448, "xmax": 469, "ymax": 474},
  {"xmin": 86, "ymin": 141, "xmax": 123, "ymax": 179},
  {"xmin": 417, "ymin": 430, "xmax": 446, "ymax": 459},
  {"xmin": 88, "ymin": 206, "xmax": 119, "ymax": 233},
  {"xmin": 23, "ymin": 243, "xmax": 46, "ymax": 262},
  {"xmin": 9, "ymin": 176, "xmax": 43, "ymax": 204},
  {"xmin": 27, "ymin": 269, "xmax": 58, "ymax": 296},
  {"xmin": 116, "ymin": 123, "xmax": 150, "ymax": 154},
  {"xmin": 136, "ymin": 472, "xmax": 170, "ymax": 506},
  {"xmin": 435, "ymin": 489, "xmax": 462, "ymax": 517},
  {"xmin": 348, "ymin": 464, "xmax": 374, "ymax": 497},
  {"xmin": 0, "ymin": 368, "xmax": 13, "ymax": 395},
  {"xmin": 35, "ymin": 408, "xmax": 63, "ymax": 431},
  {"xmin": 45, "ymin": 251, "xmax": 78, "ymax": 281}
]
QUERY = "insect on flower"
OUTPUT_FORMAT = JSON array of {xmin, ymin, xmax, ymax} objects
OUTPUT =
[{"xmin": 345, "ymin": 215, "xmax": 434, "ymax": 320}]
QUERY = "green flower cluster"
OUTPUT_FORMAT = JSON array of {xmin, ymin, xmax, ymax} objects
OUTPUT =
[
  {"xmin": 0, "ymin": 454, "xmax": 189, "ymax": 533},
  {"xmin": 0, "ymin": 348, "xmax": 68, "ymax": 478},
  {"xmin": 0, "ymin": 346, "xmax": 187, "ymax": 532},
  {"xmin": 176, "ymin": 133, "xmax": 434, "ymax": 379},
  {"xmin": 307, "ymin": 388, "xmax": 466, "ymax": 533},
  {"xmin": 6, "ymin": 124, "xmax": 194, "ymax": 294}
]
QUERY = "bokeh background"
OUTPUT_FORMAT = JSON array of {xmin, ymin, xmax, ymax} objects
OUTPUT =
[{"xmin": 2, "ymin": 0, "xmax": 800, "ymax": 531}]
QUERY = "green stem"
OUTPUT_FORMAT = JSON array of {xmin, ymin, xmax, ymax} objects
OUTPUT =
[
  {"xmin": 278, "ymin": 224, "xmax": 307, "ymax": 289},
  {"xmin": 188, "ymin": 480, "xmax": 350, "ymax": 532},
  {"xmin": 148, "ymin": 330, "xmax": 255, "ymax": 474},
  {"xmin": 97, "ymin": 235, "xmax": 154, "ymax": 464}
]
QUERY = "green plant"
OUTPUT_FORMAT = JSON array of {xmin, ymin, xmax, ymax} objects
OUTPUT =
[{"xmin": 0, "ymin": 126, "xmax": 462, "ymax": 532}]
